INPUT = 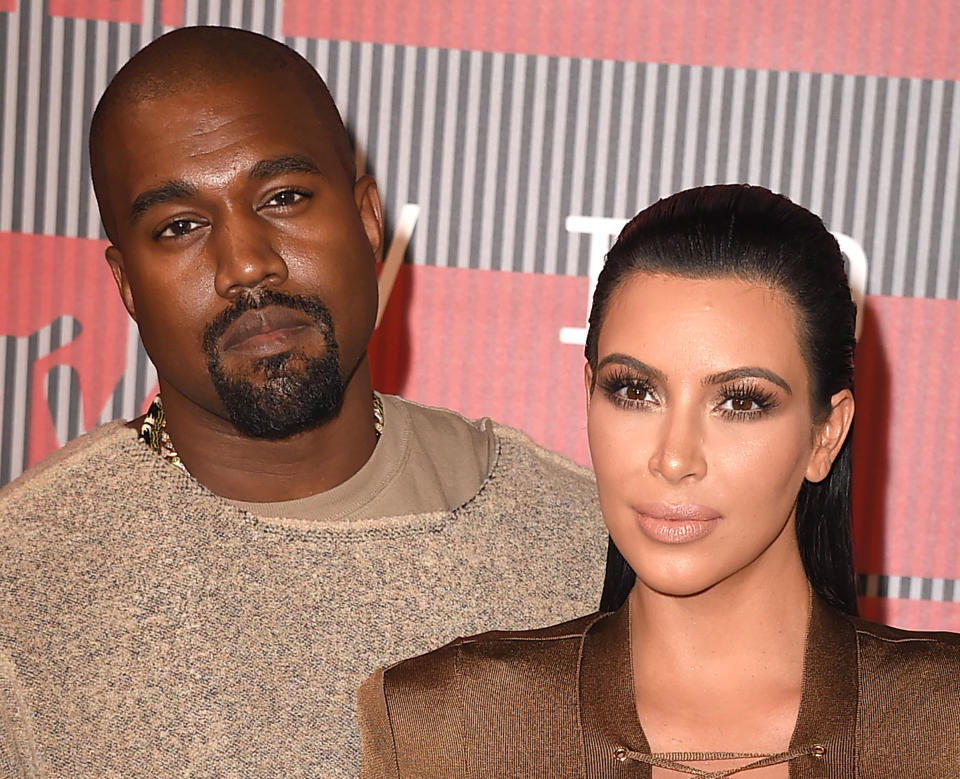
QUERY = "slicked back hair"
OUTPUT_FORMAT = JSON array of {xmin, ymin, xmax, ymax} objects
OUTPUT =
[{"xmin": 590, "ymin": 185, "xmax": 859, "ymax": 616}]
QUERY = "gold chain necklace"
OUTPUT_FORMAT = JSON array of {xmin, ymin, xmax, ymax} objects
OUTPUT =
[{"xmin": 139, "ymin": 393, "xmax": 385, "ymax": 474}]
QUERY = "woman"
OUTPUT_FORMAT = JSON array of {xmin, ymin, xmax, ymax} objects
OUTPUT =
[{"xmin": 356, "ymin": 185, "xmax": 960, "ymax": 778}]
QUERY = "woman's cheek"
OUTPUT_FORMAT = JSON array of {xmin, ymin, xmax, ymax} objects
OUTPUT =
[{"xmin": 710, "ymin": 420, "xmax": 812, "ymax": 503}]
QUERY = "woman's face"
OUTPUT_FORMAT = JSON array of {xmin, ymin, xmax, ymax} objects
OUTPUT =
[{"xmin": 586, "ymin": 273, "xmax": 852, "ymax": 599}]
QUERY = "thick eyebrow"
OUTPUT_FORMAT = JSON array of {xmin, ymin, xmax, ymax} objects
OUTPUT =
[
  {"xmin": 128, "ymin": 155, "xmax": 322, "ymax": 224},
  {"xmin": 130, "ymin": 180, "xmax": 197, "ymax": 223},
  {"xmin": 704, "ymin": 367, "xmax": 793, "ymax": 395},
  {"xmin": 595, "ymin": 353, "xmax": 667, "ymax": 384},
  {"xmin": 248, "ymin": 154, "xmax": 322, "ymax": 180}
]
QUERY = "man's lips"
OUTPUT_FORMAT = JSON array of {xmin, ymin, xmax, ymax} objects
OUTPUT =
[{"xmin": 219, "ymin": 306, "xmax": 318, "ymax": 352}]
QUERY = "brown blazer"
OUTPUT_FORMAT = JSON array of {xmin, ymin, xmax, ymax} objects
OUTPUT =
[{"xmin": 357, "ymin": 597, "xmax": 960, "ymax": 777}]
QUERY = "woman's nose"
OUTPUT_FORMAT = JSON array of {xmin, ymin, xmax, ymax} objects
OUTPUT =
[{"xmin": 648, "ymin": 408, "xmax": 707, "ymax": 483}]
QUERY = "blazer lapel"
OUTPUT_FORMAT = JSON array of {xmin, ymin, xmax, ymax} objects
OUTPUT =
[
  {"xmin": 579, "ymin": 604, "xmax": 651, "ymax": 777},
  {"xmin": 788, "ymin": 597, "xmax": 859, "ymax": 777}
]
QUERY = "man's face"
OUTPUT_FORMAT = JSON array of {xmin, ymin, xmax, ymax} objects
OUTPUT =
[{"xmin": 99, "ymin": 74, "xmax": 381, "ymax": 436}]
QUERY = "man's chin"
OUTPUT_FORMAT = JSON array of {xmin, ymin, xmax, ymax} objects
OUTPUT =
[
  {"xmin": 213, "ymin": 373, "xmax": 345, "ymax": 440},
  {"xmin": 230, "ymin": 413, "xmax": 335, "ymax": 441},
  {"xmin": 219, "ymin": 348, "xmax": 313, "ymax": 379},
  {"xmin": 224, "ymin": 394, "xmax": 345, "ymax": 439},
  {"xmin": 206, "ymin": 338, "xmax": 345, "ymax": 440}
]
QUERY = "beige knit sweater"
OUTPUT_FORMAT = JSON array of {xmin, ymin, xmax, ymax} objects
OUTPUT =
[{"xmin": 0, "ymin": 417, "xmax": 606, "ymax": 777}]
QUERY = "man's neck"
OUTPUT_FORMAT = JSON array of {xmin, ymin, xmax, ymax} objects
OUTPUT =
[{"xmin": 157, "ymin": 362, "xmax": 380, "ymax": 502}]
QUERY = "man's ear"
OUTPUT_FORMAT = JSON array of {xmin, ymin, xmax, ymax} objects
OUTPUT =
[
  {"xmin": 805, "ymin": 389, "xmax": 855, "ymax": 482},
  {"xmin": 354, "ymin": 175, "xmax": 384, "ymax": 262},
  {"xmin": 105, "ymin": 245, "xmax": 137, "ymax": 320}
]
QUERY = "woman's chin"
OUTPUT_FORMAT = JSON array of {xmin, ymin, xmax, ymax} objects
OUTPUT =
[
  {"xmin": 638, "ymin": 580, "xmax": 719, "ymax": 600},
  {"xmin": 629, "ymin": 563, "xmax": 728, "ymax": 600}
]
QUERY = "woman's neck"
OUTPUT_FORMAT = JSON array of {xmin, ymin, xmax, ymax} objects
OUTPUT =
[
  {"xmin": 629, "ymin": 546, "xmax": 811, "ymax": 757},
  {"xmin": 629, "ymin": 564, "xmax": 811, "ymax": 676}
]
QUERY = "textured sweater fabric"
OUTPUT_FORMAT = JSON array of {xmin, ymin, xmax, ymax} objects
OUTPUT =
[{"xmin": 0, "ymin": 410, "xmax": 606, "ymax": 777}]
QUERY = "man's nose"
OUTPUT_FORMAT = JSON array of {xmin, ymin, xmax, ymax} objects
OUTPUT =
[
  {"xmin": 212, "ymin": 214, "xmax": 288, "ymax": 298},
  {"xmin": 648, "ymin": 407, "xmax": 707, "ymax": 484}
]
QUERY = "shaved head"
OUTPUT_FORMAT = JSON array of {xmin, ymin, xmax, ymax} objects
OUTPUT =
[{"xmin": 90, "ymin": 26, "xmax": 355, "ymax": 242}]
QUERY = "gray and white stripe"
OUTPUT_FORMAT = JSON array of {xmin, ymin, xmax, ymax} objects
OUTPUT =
[
  {"xmin": 858, "ymin": 573, "xmax": 960, "ymax": 604},
  {"xmin": 1, "ymin": 6, "xmax": 959, "ymax": 297},
  {"xmin": 0, "ymin": 316, "xmax": 154, "ymax": 487},
  {"xmin": 0, "ymin": 315, "xmax": 80, "ymax": 485}
]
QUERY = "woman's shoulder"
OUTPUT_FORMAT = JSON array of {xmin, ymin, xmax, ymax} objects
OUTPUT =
[
  {"xmin": 850, "ymin": 615, "xmax": 960, "ymax": 668},
  {"xmin": 848, "ymin": 615, "xmax": 960, "ymax": 704},
  {"xmin": 847, "ymin": 615, "xmax": 960, "ymax": 770},
  {"xmin": 382, "ymin": 610, "xmax": 606, "ymax": 690},
  {"xmin": 358, "ymin": 612, "xmax": 608, "ymax": 778}
]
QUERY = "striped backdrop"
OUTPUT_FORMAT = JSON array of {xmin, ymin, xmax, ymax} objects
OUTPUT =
[
  {"xmin": 4, "ymin": 4, "xmax": 960, "ymax": 294},
  {"xmin": 1, "ymin": 0, "xmax": 958, "ymax": 630}
]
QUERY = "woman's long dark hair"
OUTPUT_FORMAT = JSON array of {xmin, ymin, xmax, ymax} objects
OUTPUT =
[{"xmin": 591, "ymin": 185, "xmax": 859, "ymax": 616}]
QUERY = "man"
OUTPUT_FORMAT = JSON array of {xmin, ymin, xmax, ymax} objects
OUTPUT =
[{"xmin": 0, "ymin": 26, "xmax": 605, "ymax": 777}]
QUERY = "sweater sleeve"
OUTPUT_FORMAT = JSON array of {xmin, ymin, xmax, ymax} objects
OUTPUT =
[
  {"xmin": 0, "ymin": 650, "xmax": 40, "ymax": 778},
  {"xmin": 357, "ymin": 667, "xmax": 401, "ymax": 779}
]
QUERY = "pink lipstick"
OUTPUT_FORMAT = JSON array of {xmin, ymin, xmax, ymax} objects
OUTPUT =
[{"xmin": 633, "ymin": 502, "xmax": 722, "ymax": 544}]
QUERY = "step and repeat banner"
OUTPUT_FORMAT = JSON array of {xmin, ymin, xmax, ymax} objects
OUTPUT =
[{"xmin": 1, "ymin": 0, "xmax": 958, "ymax": 629}]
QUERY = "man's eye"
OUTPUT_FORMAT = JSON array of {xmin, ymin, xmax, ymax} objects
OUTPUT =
[
  {"xmin": 264, "ymin": 189, "xmax": 308, "ymax": 208},
  {"xmin": 156, "ymin": 219, "xmax": 201, "ymax": 239}
]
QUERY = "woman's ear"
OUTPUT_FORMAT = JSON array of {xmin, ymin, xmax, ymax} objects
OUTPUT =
[
  {"xmin": 805, "ymin": 389, "xmax": 855, "ymax": 482},
  {"xmin": 584, "ymin": 363, "xmax": 593, "ymax": 412}
]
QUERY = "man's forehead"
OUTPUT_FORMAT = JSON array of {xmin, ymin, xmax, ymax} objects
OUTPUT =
[
  {"xmin": 96, "ymin": 89, "xmax": 347, "ymax": 231},
  {"xmin": 103, "ymin": 78, "xmax": 341, "ymax": 175},
  {"xmin": 116, "ymin": 71, "xmax": 313, "ymax": 127}
]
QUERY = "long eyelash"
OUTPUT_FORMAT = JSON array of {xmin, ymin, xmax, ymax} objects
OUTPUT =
[
  {"xmin": 597, "ymin": 369, "xmax": 656, "ymax": 409},
  {"xmin": 717, "ymin": 380, "xmax": 779, "ymax": 418}
]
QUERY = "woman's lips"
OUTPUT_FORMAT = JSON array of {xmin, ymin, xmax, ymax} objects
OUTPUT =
[{"xmin": 633, "ymin": 502, "xmax": 722, "ymax": 544}]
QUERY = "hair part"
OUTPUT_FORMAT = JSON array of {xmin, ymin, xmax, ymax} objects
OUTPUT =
[{"xmin": 591, "ymin": 184, "xmax": 859, "ymax": 616}]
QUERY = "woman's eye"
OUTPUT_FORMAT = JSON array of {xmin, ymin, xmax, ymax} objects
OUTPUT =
[
  {"xmin": 718, "ymin": 395, "xmax": 771, "ymax": 416},
  {"xmin": 156, "ymin": 218, "xmax": 201, "ymax": 239},
  {"xmin": 615, "ymin": 383, "xmax": 655, "ymax": 404}
]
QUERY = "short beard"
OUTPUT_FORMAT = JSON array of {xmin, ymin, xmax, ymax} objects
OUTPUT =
[{"xmin": 202, "ymin": 289, "xmax": 345, "ymax": 439}]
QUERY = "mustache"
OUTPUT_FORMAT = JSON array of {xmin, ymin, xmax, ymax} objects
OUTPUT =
[{"xmin": 201, "ymin": 289, "xmax": 335, "ymax": 355}]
